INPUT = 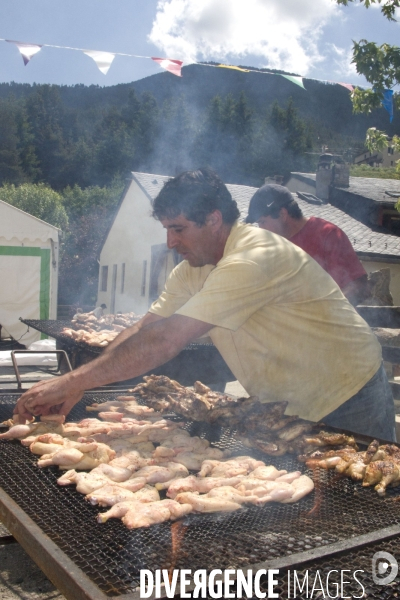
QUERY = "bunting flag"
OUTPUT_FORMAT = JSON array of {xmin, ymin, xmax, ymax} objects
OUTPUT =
[
  {"xmin": 382, "ymin": 89, "xmax": 394, "ymax": 122},
  {"xmin": 6, "ymin": 40, "xmax": 42, "ymax": 65},
  {"xmin": 217, "ymin": 64, "xmax": 250, "ymax": 72},
  {"xmin": 0, "ymin": 37, "xmax": 387, "ymax": 98},
  {"xmin": 151, "ymin": 57, "xmax": 183, "ymax": 77},
  {"xmin": 84, "ymin": 50, "xmax": 115, "ymax": 75},
  {"xmin": 337, "ymin": 82, "xmax": 354, "ymax": 92},
  {"xmin": 280, "ymin": 74, "xmax": 306, "ymax": 89}
]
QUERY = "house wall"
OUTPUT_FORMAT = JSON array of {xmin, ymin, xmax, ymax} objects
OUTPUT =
[
  {"xmin": 97, "ymin": 180, "xmax": 167, "ymax": 315},
  {"xmin": 361, "ymin": 258, "xmax": 400, "ymax": 305},
  {"xmin": 354, "ymin": 145, "xmax": 400, "ymax": 169}
]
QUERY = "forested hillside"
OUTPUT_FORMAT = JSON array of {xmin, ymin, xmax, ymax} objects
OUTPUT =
[{"xmin": 0, "ymin": 63, "xmax": 397, "ymax": 306}]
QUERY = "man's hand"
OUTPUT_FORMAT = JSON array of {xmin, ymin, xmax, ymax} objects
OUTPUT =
[{"xmin": 13, "ymin": 375, "xmax": 84, "ymax": 422}]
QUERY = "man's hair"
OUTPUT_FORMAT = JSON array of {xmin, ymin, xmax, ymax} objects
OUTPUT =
[
  {"xmin": 270, "ymin": 200, "xmax": 303, "ymax": 220},
  {"xmin": 152, "ymin": 167, "xmax": 240, "ymax": 226}
]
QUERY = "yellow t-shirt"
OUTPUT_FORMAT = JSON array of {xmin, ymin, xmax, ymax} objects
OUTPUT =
[{"xmin": 150, "ymin": 221, "xmax": 382, "ymax": 422}]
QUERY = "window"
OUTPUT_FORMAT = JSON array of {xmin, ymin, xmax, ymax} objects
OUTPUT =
[
  {"xmin": 100, "ymin": 266, "xmax": 108, "ymax": 292},
  {"xmin": 141, "ymin": 260, "xmax": 147, "ymax": 296},
  {"xmin": 121, "ymin": 263, "xmax": 125, "ymax": 293}
]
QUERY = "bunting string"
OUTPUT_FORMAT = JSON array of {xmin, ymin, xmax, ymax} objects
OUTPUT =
[{"xmin": 0, "ymin": 36, "xmax": 392, "ymax": 116}]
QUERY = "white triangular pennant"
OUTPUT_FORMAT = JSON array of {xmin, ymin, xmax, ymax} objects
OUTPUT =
[
  {"xmin": 6, "ymin": 40, "xmax": 42, "ymax": 65},
  {"xmin": 280, "ymin": 74, "xmax": 306, "ymax": 89},
  {"xmin": 84, "ymin": 50, "xmax": 115, "ymax": 75}
]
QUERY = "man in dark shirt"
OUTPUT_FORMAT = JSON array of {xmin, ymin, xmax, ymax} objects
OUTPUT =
[{"xmin": 246, "ymin": 184, "xmax": 369, "ymax": 306}]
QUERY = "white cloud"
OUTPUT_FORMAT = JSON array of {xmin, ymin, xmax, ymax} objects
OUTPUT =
[
  {"xmin": 328, "ymin": 43, "xmax": 358, "ymax": 79},
  {"xmin": 149, "ymin": 0, "xmax": 339, "ymax": 75}
]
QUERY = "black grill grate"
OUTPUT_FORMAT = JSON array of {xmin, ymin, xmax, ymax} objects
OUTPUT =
[
  {"xmin": 261, "ymin": 537, "xmax": 400, "ymax": 599},
  {"xmin": 1, "ymin": 392, "xmax": 400, "ymax": 597},
  {"xmin": 20, "ymin": 319, "xmax": 103, "ymax": 355},
  {"xmin": 19, "ymin": 319, "xmax": 235, "ymax": 385}
]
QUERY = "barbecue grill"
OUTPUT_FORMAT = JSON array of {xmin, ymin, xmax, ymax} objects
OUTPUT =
[
  {"xmin": 1, "ymin": 391, "xmax": 400, "ymax": 599},
  {"xmin": 20, "ymin": 319, "xmax": 235, "ymax": 386}
]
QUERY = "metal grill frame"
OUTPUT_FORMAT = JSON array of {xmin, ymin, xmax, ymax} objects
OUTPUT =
[
  {"xmin": 19, "ymin": 319, "xmax": 235, "ymax": 385},
  {"xmin": 2, "ymin": 391, "xmax": 400, "ymax": 600}
]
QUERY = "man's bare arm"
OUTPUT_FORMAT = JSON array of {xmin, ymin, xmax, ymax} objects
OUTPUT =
[
  {"xmin": 101, "ymin": 312, "xmax": 164, "ymax": 354},
  {"xmin": 14, "ymin": 314, "xmax": 212, "ymax": 420}
]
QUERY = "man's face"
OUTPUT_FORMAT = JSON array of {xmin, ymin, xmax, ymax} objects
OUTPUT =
[
  {"xmin": 161, "ymin": 213, "xmax": 219, "ymax": 267},
  {"xmin": 257, "ymin": 214, "xmax": 285, "ymax": 236}
]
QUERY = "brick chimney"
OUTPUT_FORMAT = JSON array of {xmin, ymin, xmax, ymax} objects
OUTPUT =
[
  {"xmin": 316, "ymin": 154, "xmax": 349, "ymax": 200},
  {"xmin": 316, "ymin": 154, "xmax": 333, "ymax": 201}
]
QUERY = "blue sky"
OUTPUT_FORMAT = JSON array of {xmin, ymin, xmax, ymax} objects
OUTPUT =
[{"xmin": 0, "ymin": 0, "xmax": 398, "ymax": 88}]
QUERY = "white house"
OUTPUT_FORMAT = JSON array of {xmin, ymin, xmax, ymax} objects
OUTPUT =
[
  {"xmin": 354, "ymin": 140, "xmax": 400, "ymax": 169},
  {"xmin": 0, "ymin": 200, "xmax": 60, "ymax": 346},
  {"xmin": 97, "ymin": 171, "xmax": 400, "ymax": 311}
]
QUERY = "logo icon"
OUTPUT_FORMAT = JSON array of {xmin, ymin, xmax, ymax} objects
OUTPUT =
[{"xmin": 372, "ymin": 551, "xmax": 398, "ymax": 585}]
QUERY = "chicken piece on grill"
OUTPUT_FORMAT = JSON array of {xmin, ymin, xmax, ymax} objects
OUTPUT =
[
  {"xmin": 301, "ymin": 446, "xmax": 358, "ymax": 469},
  {"xmin": 129, "ymin": 462, "xmax": 189, "ymax": 484},
  {"xmin": 87, "ymin": 483, "xmax": 159, "ymax": 507},
  {"xmin": 239, "ymin": 480, "xmax": 295, "ymax": 504},
  {"xmin": 160, "ymin": 448, "xmax": 225, "ymax": 472},
  {"xmin": 363, "ymin": 460, "xmax": 400, "ymax": 495},
  {"xmin": 30, "ymin": 435, "xmax": 100, "ymax": 456},
  {"xmin": 121, "ymin": 499, "xmax": 193, "ymax": 529},
  {"xmin": 335, "ymin": 448, "xmax": 364, "ymax": 475},
  {"xmin": 165, "ymin": 475, "xmax": 245, "ymax": 498},
  {"xmin": 175, "ymin": 491, "xmax": 244, "ymax": 513},
  {"xmin": 250, "ymin": 466, "xmax": 288, "ymax": 480},
  {"xmin": 372, "ymin": 444, "xmax": 400, "ymax": 462},
  {"xmin": 0, "ymin": 422, "xmax": 63, "ymax": 440},
  {"xmin": 37, "ymin": 442, "xmax": 115, "ymax": 470},
  {"xmin": 304, "ymin": 431, "xmax": 358, "ymax": 448},
  {"xmin": 252, "ymin": 439, "xmax": 290, "ymax": 457},
  {"xmin": 281, "ymin": 475, "xmax": 315, "ymax": 503},
  {"xmin": 198, "ymin": 456, "xmax": 264, "ymax": 478},
  {"xmin": 152, "ymin": 434, "xmax": 210, "ymax": 458},
  {"xmin": 89, "ymin": 463, "xmax": 137, "ymax": 482},
  {"xmin": 86, "ymin": 400, "xmax": 128, "ymax": 412},
  {"xmin": 276, "ymin": 421, "xmax": 312, "ymax": 441},
  {"xmin": 57, "ymin": 469, "xmax": 147, "ymax": 495},
  {"xmin": 205, "ymin": 486, "xmax": 255, "ymax": 504},
  {"xmin": 97, "ymin": 499, "xmax": 155, "ymax": 523}
]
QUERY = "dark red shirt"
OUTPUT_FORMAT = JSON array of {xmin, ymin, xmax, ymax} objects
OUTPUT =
[{"xmin": 290, "ymin": 217, "xmax": 367, "ymax": 290}]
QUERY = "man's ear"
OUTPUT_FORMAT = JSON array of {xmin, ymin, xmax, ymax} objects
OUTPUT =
[
  {"xmin": 207, "ymin": 210, "xmax": 223, "ymax": 229},
  {"xmin": 279, "ymin": 207, "xmax": 289, "ymax": 222}
]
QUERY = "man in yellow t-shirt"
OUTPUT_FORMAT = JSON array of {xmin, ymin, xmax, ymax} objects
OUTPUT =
[{"xmin": 14, "ymin": 169, "xmax": 395, "ymax": 441}]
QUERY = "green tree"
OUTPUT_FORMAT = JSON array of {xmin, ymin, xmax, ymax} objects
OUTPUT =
[
  {"xmin": 335, "ymin": 1, "xmax": 400, "ymax": 116},
  {"xmin": 0, "ymin": 182, "xmax": 68, "ymax": 230},
  {"xmin": 24, "ymin": 85, "xmax": 67, "ymax": 188},
  {"xmin": 264, "ymin": 99, "xmax": 313, "ymax": 178},
  {"xmin": 193, "ymin": 92, "xmax": 254, "ymax": 183},
  {"xmin": 0, "ymin": 100, "xmax": 26, "ymax": 184}
]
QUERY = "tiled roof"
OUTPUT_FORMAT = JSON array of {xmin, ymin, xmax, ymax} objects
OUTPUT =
[
  {"xmin": 133, "ymin": 172, "xmax": 168, "ymax": 201},
  {"xmin": 291, "ymin": 172, "xmax": 400, "ymax": 205},
  {"xmin": 132, "ymin": 172, "xmax": 400, "ymax": 259},
  {"xmin": 296, "ymin": 196, "xmax": 400, "ymax": 257}
]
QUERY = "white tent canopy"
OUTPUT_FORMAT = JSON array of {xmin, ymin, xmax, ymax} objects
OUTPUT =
[{"xmin": 0, "ymin": 200, "xmax": 60, "ymax": 346}]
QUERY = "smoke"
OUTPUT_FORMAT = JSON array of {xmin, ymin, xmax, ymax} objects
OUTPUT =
[{"xmin": 149, "ymin": 0, "xmax": 339, "ymax": 75}]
